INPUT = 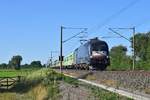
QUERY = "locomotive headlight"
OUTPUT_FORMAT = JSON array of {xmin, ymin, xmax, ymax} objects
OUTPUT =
[{"xmin": 90, "ymin": 56, "xmax": 93, "ymax": 58}]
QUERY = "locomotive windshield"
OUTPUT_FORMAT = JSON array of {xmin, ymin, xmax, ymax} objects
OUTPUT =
[{"xmin": 91, "ymin": 42, "xmax": 108, "ymax": 52}]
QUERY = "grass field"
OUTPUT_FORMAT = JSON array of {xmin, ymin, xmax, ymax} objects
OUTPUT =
[{"xmin": 0, "ymin": 69, "xmax": 39, "ymax": 77}]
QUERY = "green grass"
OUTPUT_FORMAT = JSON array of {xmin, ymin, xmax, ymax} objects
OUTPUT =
[{"xmin": 0, "ymin": 69, "xmax": 38, "ymax": 77}]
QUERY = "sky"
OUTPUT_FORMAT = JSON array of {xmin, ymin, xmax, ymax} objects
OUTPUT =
[{"xmin": 0, "ymin": 0, "xmax": 150, "ymax": 64}]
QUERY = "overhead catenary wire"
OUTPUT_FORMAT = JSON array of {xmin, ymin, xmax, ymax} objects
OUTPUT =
[
  {"xmin": 63, "ymin": 0, "xmax": 141, "ymax": 43},
  {"xmin": 63, "ymin": 29, "xmax": 87, "ymax": 43},
  {"xmin": 89, "ymin": 0, "xmax": 141, "ymax": 34},
  {"xmin": 100, "ymin": 36, "xmax": 122, "ymax": 39},
  {"xmin": 108, "ymin": 28, "xmax": 131, "ymax": 42},
  {"xmin": 63, "ymin": 27, "xmax": 87, "ymax": 30}
]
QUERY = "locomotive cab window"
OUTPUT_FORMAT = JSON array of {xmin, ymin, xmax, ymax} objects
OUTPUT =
[{"xmin": 92, "ymin": 43, "xmax": 108, "ymax": 51}]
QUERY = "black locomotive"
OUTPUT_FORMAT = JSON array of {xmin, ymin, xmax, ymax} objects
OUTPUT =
[
  {"xmin": 52, "ymin": 37, "xmax": 110, "ymax": 70},
  {"xmin": 74, "ymin": 37, "xmax": 110, "ymax": 70}
]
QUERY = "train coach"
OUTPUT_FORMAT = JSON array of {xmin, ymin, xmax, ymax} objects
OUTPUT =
[{"xmin": 53, "ymin": 37, "xmax": 110, "ymax": 70}]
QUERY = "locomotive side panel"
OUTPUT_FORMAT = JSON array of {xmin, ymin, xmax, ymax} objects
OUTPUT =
[{"xmin": 74, "ymin": 42, "xmax": 90, "ymax": 65}]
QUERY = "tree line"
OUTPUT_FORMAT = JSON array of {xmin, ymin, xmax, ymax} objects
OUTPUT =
[
  {"xmin": 109, "ymin": 31, "xmax": 150, "ymax": 70},
  {"xmin": 0, "ymin": 55, "xmax": 44, "ymax": 70}
]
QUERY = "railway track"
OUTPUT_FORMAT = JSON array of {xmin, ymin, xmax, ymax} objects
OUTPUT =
[{"xmin": 54, "ymin": 69, "xmax": 150, "ymax": 100}]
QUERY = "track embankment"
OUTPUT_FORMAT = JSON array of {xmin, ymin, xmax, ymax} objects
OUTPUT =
[{"xmin": 54, "ymin": 69, "xmax": 150, "ymax": 100}]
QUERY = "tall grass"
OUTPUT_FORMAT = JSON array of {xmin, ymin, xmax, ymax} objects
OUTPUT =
[{"xmin": 0, "ymin": 68, "xmax": 61, "ymax": 100}]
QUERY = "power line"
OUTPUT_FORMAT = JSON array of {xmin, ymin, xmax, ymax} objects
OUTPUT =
[
  {"xmin": 63, "ymin": 29, "xmax": 87, "ymax": 43},
  {"xmin": 63, "ymin": 27, "xmax": 87, "ymax": 30},
  {"xmin": 100, "ymin": 36, "xmax": 122, "ymax": 38},
  {"xmin": 108, "ymin": 28, "xmax": 131, "ymax": 42},
  {"xmin": 108, "ymin": 27, "xmax": 136, "ymax": 70},
  {"xmin": 89, "ymin": 0, "xmax": 140, "ymax": 34}
]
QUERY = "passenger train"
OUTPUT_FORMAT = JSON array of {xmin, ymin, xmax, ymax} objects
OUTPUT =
[{"xmin": 52, "ymin": 37, "xmax": 110, "ymax": 70}]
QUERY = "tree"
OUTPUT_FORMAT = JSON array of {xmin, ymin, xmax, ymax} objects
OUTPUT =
[
  {"xmin": 130, "ymin": 33, "xmax": 149, "ymax": 61},
  {"xmin": 8, "ymin": 60, "xmax": 13, "ymax": 69},
  {"xmin": 30, "ymin": 61, "xmax": 42, "ymax": 68},
  {"xmin": 21, "ymin": 64, "xmax": 30, "ymax": 68},
  {"xmin": 146, "ymin": 32, "xmax": 150, "ymax": 61},
  {"xmin": 130, "ymin": 32, "xmax": 150, "ymax": 70},
  {"xmin": 0, "ymin": 63, "xmax": 7, "ymax": 69},
  {"xmin": 10, "ymin": 55, "xmax": 23, "ymax": 70},
  {"xmin": 109, "ymin": 45, "xmax": 131, "ymax": 70}
]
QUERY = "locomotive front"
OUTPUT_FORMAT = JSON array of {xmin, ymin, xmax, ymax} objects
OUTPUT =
[{"xmin": 89, "ymin": 38, "xmax": 110, "ymax": 70}]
